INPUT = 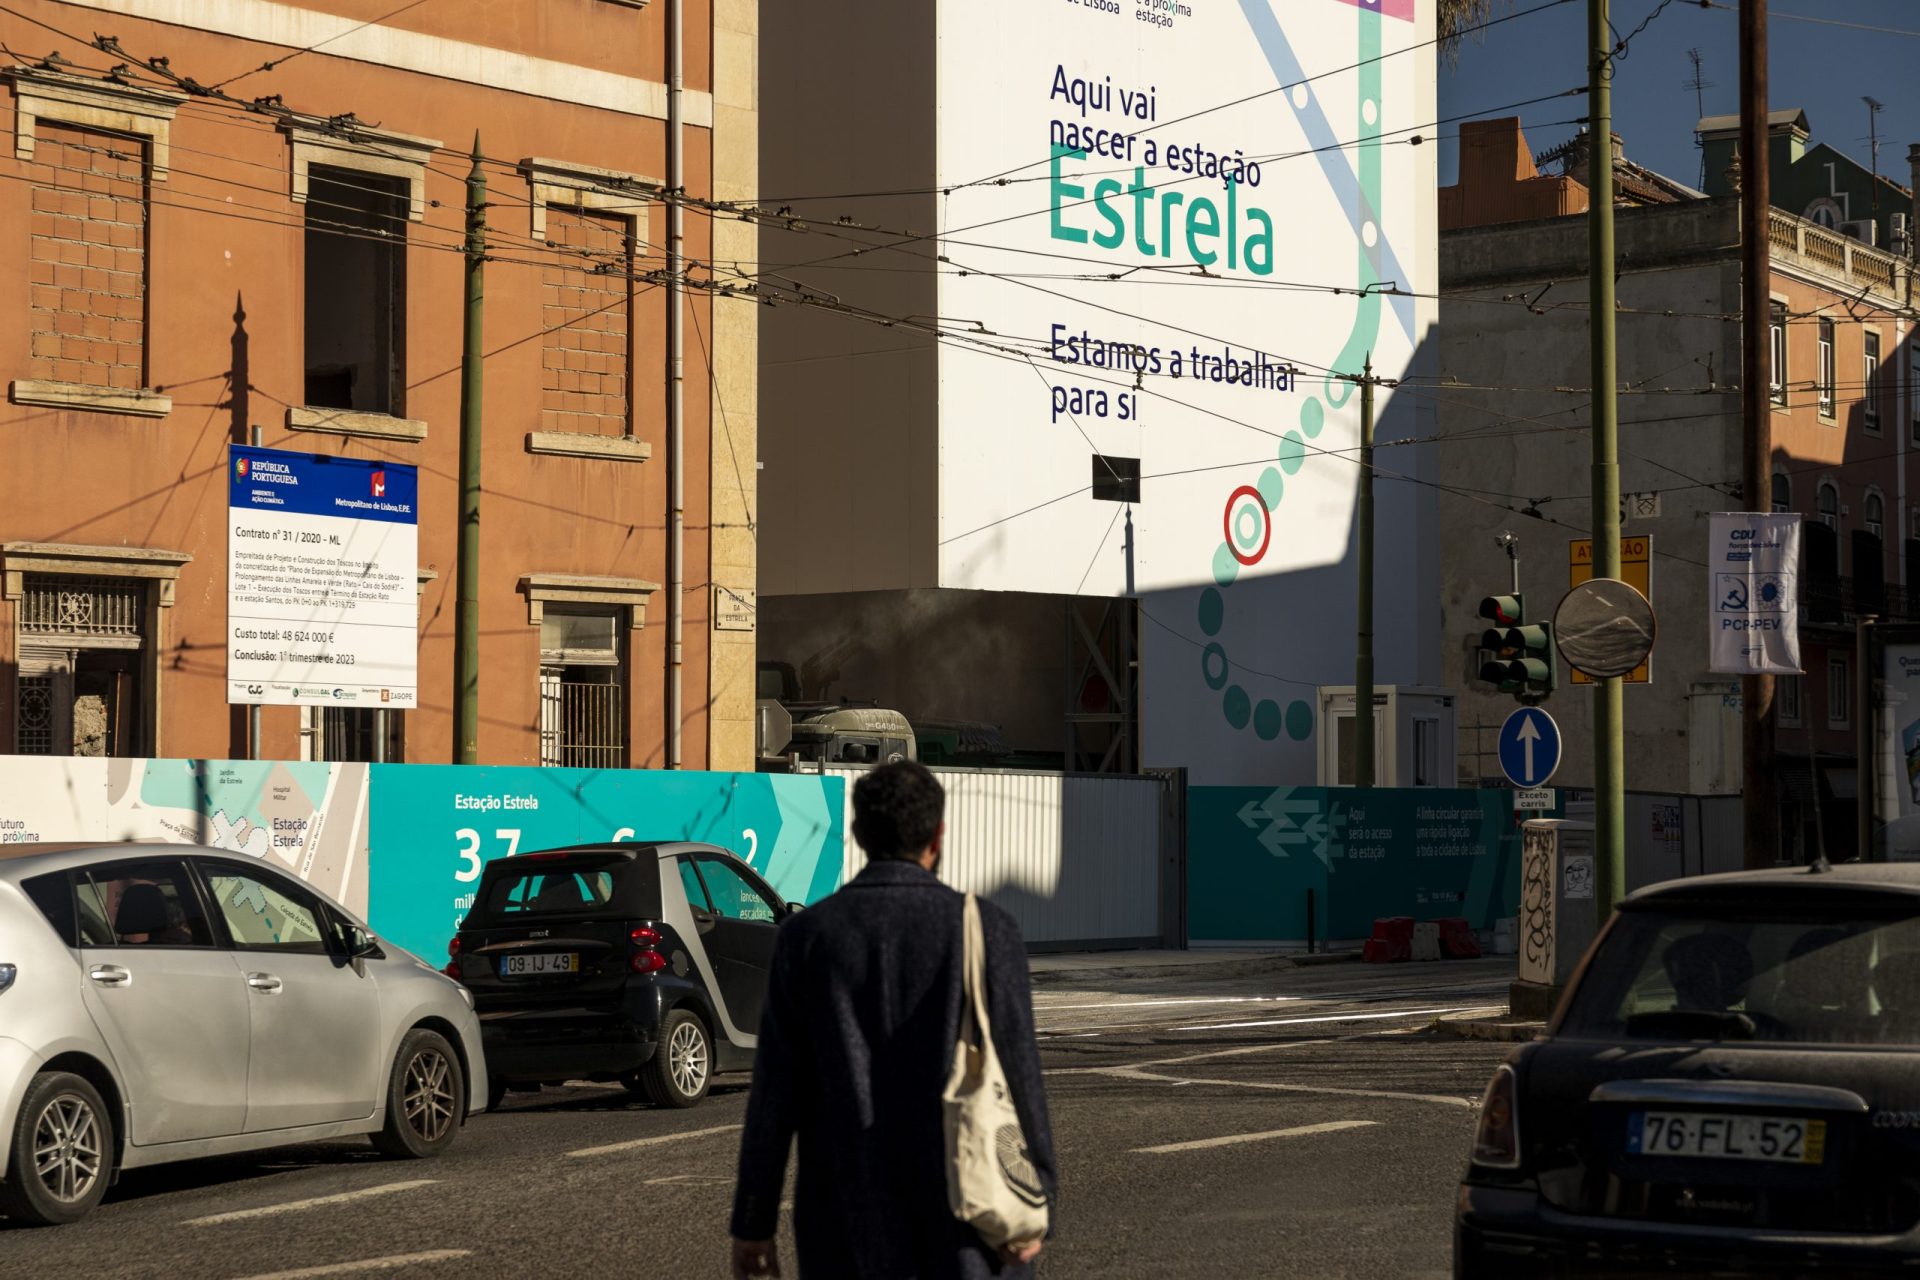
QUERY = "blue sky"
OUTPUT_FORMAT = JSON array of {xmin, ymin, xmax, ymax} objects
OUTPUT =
[{"xmin": 1436, "ymin": 1, "xmax": 1920, "ymax": 192}]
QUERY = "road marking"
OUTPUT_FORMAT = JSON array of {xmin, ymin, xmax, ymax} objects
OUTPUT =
[
  {"xmin": 567, "ymin": 1123, "xmax": 742, "ymax": 1158},
  {"xmin": 1113, "ymin": 1065, "xmax": 1477, "ymax": 1109},
  {"xmin": 227, "ymin": 1250, "xmax": 470, "ymax": 1279},
  {"xmin": 187, "ymin": 1181, "xmax": 437, "ymax": 1226},
  {"xmin": 1048, "ymin": 1038, "xmax": 1337, "ymax": 1076},
  {"xmin": 1172, "ymin": 1004, "xmax": 1496, "ymax": 1032},
  {"xmin": 1132, "ymin": 1119, "xmax": 1379, "ymax": 1154},
  {"xmin": 1037, "ymin": 995, "xmax": 1304, "ymax": 1012}
]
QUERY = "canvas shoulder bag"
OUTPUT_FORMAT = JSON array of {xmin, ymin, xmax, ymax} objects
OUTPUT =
[{"xmin": 943, "ymin": 892, "xmax": 1050, "ymax": 1248}]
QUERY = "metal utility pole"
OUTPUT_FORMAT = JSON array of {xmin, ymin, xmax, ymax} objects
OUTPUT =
[
  {"xmin": 1588, "ymin": 0, "xmax": 1626, "ymax": 915},
  {"xmin": 1858, "ymin": 615, "xmax": 1877, "ymax": 861},
  {"xmin": 453, "ymin": 136, "xmax": 486, "ymax": 765},
  {"xmin": 1739, "ymin": 0, "xmax": 1779, "ymax": 867},
  {"xmin": 1866, "ymin": 96, "xmax": 1884, "ymax": 216},
  {"xmin": 1354, "ymin": 359, "xmax": 1376, "ymax": 788}
]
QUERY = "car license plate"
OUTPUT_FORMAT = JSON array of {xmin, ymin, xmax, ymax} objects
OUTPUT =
[
  {"xmin": 1628, "ymin": 1111, "xmax": 1825, "ymax": 1164},
  {"xmin": 499, "ymin": 952, "xmax": 579, "ymax": 978}
]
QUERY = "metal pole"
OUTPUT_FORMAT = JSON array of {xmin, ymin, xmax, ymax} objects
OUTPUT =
[
  {"xmin": 248, "ymin": 423, "xmax": 262, "ymax": 760},
  {"xmin": 453, "ymin": 136, "xmax": 486, "ymax": 765},
  {"xmin": 666, "ymin": 0, "xmax": 686, "ymax": 769},
  {"xmin": 1588, "ymin": 0, "xmax": 1626, "ymax": 917},
  {"xmin": 1355, "ymin": 361, "xmax": 1376, "ymax": 789},
  {"xmin": 1740, "ymin": 0, "xmax": 1778, "ymax": 867},
  {"xmin": 1859, "ymin": 616, "xmax": 1877, "ymax": 861}
]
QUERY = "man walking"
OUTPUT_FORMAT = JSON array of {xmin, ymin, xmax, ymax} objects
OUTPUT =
[{"xmin": 730, "ymin": 761, "xmax": 1057, "ymax": 1278}]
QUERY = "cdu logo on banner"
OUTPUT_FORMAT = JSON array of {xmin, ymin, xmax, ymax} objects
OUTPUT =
[{"xmin": 1708, "ymin": 513, "xmax": 1802, "ymax": 675}]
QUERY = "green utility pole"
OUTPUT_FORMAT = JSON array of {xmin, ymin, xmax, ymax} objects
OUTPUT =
[
  {"xmin": 453, "ymin": 136, "xmax": 485, "ymax": 765},
  {"xmin": 1354, "ymin": 359, "xmax": 1375, "ymax": 788},
  {"xmin": 1587, "ymin": 3, "xmax": 1626, "ymax": 915}
]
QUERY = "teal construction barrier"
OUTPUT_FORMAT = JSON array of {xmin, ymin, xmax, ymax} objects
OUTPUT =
[{"xmin": 1188, "ymin": 787, "xmax": 1524, "ymax": 944}]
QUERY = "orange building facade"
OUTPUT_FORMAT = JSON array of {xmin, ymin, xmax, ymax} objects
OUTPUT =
[{"xmin": 0, "ymin": 0, "xmax": 760, "ymax": 770}]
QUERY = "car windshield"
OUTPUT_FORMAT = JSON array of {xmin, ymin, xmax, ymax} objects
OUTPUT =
[
  {"xmin": 483, "ymin": 867, "xmax": 617, "ymax": 916},
  {"xmin": 1560, "ymin": 903, "xmax": 1920, "ymax": 1046}
]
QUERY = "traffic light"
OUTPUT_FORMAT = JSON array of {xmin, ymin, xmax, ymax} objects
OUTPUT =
[{"xmin": 1477, "ymin": 594, "xmax": 1557, "ymax": 703}]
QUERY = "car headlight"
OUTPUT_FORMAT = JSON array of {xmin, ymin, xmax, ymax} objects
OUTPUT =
[
  {"xmin": 1470, "ymin": 1064, "xmax": 1521, "ymax": 1169},
  {"xmin": 0, "ymin": 964, "xmax": 14, "ymax": 994}
]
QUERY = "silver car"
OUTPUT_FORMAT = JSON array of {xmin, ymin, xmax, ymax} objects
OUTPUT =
[{"xmin": 0, "ymin": 843, "xmax": 486, "ymax": 1226}]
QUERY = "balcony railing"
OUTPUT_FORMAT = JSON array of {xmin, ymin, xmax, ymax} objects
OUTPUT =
[
  {"xmin": 1802, "ymin": 575, "xmax": 1915, "ymax": 627},
  {"xmin": 1767, "ymin": 208, "xmax": 1905, "ymax": 299}
]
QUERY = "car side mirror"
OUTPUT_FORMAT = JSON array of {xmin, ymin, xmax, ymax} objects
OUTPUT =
[
  {"xmin": 345, "ymin": 925, "xmax": 379, "ymax": 958},
  {"xmin": 781, "ymin": 901, "xmax": 804, "ymax": 920}
]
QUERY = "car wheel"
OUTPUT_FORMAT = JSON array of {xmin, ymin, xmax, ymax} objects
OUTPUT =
[
  {"xmin": 371, "ymin": 1029, "xmax": 465, "ymax": 1158},
  {"xmin": 0, "ymin": 1071, "xmax": 114, "ymax": 1226},
  {"xmin": 629, "ymin": 1008, "xmax": 711, "ymax": 1108}
]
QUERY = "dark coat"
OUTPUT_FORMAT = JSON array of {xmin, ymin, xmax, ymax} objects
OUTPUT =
[{"xmin": 731, "ymin": 859, "xmax": 1058, "ymax": 1279}]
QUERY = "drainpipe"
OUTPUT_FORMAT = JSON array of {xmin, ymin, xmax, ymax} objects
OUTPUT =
[{"xmin": 666, "ymin": 0, "xmax": 685, "ymax": 768}]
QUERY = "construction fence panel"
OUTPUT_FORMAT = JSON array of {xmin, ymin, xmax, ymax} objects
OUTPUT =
[{"xmin": 826, "ymin": 765, "xmax": 1165, "ymax": 947}]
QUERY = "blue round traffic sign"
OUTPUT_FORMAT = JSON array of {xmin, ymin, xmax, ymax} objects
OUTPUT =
[{"xmin": 1497, "ymin": 707, "xmax": 1562, "ymax": 789}]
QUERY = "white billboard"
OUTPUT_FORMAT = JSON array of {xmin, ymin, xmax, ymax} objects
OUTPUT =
[
  {"xmin": 1707, "ymin": 513, "xmax": 1801, "ymax": 675},
  {"xmin": 227, "ymin": 445, "xmax": 419, "ymax": 709},
  {"xmin": 935, "ymin": 0, "xmax": 1436, "ymax": 780}
]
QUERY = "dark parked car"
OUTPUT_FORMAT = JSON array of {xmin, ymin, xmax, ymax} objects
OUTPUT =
[
  {"xmin": 447, "ymin": 842, "xmax": 793, "ymax": 1110},
  {"xmin": 1458, "ymin": 863, "xmax": 1920, "ymax": 1278}
]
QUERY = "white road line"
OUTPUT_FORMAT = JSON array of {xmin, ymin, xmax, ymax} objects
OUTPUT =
[
  {"xmin": 1048, "ymin": 1038, "xmax": 1336, "ymax": 1076},
  {"xmin": 567, "ymin": 1122, "xmax": 742, "ymax": 1158},
  {"xmin": 1132, "ymin": 1119, "xmax": 1379, "ymax": 1154},
  {"xmin": 1037, "ymin": 996, "xmax": 1304, "ymax": 1012},
  {"xmin": 1112, "ymin": 1065, "xmax": 1477, "ymax": 1109},
  {"xmin": 186, "ymin": 1181, "xmax": 437, "ymax": 1226},
  {"xmin": 228, "ymin": 1251, "xmax": 470, "ymax": 1280},
  {"xmin": 1172, "ymin": 1004, "xmax": 1496, "ymax": 1031}
]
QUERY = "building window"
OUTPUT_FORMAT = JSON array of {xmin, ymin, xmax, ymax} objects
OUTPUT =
[
  {"xmin": 14, "ymin": 575, "xmax": 147, "ymax": 756},
  {"xmin": 303, "ymin": 706, "xmax": 404, "ymax": 762},
  {"xmin": 304, "ymin": 166, "xmax": 407, "ymax": 415},
  {"xmin": 541, "ymin": 205, "xmax": 634, "ymax": 439},
  {"xmin": 538, "ymin": 606, "xmax": 625, "ymax": 768},
  {"xmin": 1818, "ymin": 318, "xmax": 1836, "ymax": 418},
  {"xmin": 1818, "ymin": 481, "xmax": 1839, "ymax": 530},
  {"xmin": 1828, "ymin": 656, "xmax": 1850, "ymax": 729},
  {"xmin": 1771, "ymin": 472, "xmax": 1791, "ymax": 514},
  {"xmin": 1769, "ymin": 301, "xmax": 1788, "ymax": 405},
  {"xmin": 28, "ymin": 123, "xmax": 148, "ymax": 395},
  {"xmin": 1867, "ymin": 492, "xmax": 1885, "ymax": 541},
  {"xmin": 1778, "ymin": 674, "xmax": 1802, "ymax": 725},
  {"xmin": 1865, "ymin": 330, "xmax": 1882, "ymax": 431}
]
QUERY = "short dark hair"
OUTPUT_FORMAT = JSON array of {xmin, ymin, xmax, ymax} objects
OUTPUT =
[{"xmin": 851, "ymin": 761, "xmax": 945, "ymax": 860}]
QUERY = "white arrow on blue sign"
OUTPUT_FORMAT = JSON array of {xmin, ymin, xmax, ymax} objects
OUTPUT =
[{"xmin": 1497, "ymin": 706, "xmax": 1562, "ymax": 789}]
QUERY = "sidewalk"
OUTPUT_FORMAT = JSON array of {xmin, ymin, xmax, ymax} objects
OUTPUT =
[
  {"xmin": 1430, "ymin": 1008, "xmax": 1547, "ymax": 1043},
  {"xmin": 1028, "ymin": 947, "xmax": 1359, "ymax": 985}
]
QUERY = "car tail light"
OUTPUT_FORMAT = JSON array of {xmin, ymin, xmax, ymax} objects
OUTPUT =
[
  {"xmin": 630, "ymin": 951, "xmax": 667, "ymax": 975},
  {"xmin": 630, "ymin": 927, "xmax": 662, "ymax": 946},
  {"xmin": 1470, "ymin": 1065, "xmax": 1521, "ymax": 1169},
  {"xmin": 448, "ymin": 937, "xmax": 462, "ymax": 958}
]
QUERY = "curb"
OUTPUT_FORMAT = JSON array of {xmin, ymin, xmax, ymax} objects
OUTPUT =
[
  {"xmin": 1029, "ymin": 949, "xmax": 1362, "ymax": 986},
  {"xmin": 1431, "ymin": 1013, "xmax": 1546, "ymax": 1043}
]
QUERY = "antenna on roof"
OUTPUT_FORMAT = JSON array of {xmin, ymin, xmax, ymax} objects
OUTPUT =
[
  {"xmin": 1685, "ymin": 50, "xmax": 1714, "ymax": 188},
  {"xmin": 1866, "ymin": 96, "xmax": 1886, "ymax": 216}
]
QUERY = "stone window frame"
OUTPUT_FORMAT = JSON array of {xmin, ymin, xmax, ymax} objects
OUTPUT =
[
  {"xmin": 282, "ymin": 122, "xmax": 441, "ymax": 445},
  {"xmin": 519, "ymin": 573, "xmax": 659, "ymax": 631},
  {"xmin": 520, "ymin": 157, "xmax": 656, "ymax": 463},
  {"xmin": 7, "ymin": 69, "xmax": 183, "ymax": 420},
  {"xmin": 3, "ymin": 541, "xmax": 193, "ymax": 757}
]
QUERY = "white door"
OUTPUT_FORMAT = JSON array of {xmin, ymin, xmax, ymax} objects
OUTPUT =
[{"xmin": 74, "ymin": 858, "xmax": 251, "ymax": 1145}]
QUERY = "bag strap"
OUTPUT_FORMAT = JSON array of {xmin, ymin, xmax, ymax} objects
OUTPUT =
[{"xmin": 961, "ymin": 893, "xmax": 992, "ymax": 1051}]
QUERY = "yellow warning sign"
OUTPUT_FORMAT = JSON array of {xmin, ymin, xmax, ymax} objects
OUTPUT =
[{"xmin": 1568, "ymin": 537, "xmax": 1652, "ymax": 684}]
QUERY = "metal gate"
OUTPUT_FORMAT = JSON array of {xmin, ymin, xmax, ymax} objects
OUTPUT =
[{"xmin": 826, "ymin": 765, "xmax": 1179, "ymax": 949}]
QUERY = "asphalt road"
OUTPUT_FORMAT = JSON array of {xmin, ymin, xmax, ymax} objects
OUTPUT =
[{"xmin": 0, "ymin": 957, "xmax": 1516, "ymax": 1280}]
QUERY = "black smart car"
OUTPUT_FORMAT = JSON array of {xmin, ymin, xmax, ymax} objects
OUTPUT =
[
  {"xmin": 1457, "ymin": 863, "xmax": 1920, "ymax": 1277},
  {"xmin": 448, "ymin": 842, "xmax": 794, "ymax": 1110}
]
